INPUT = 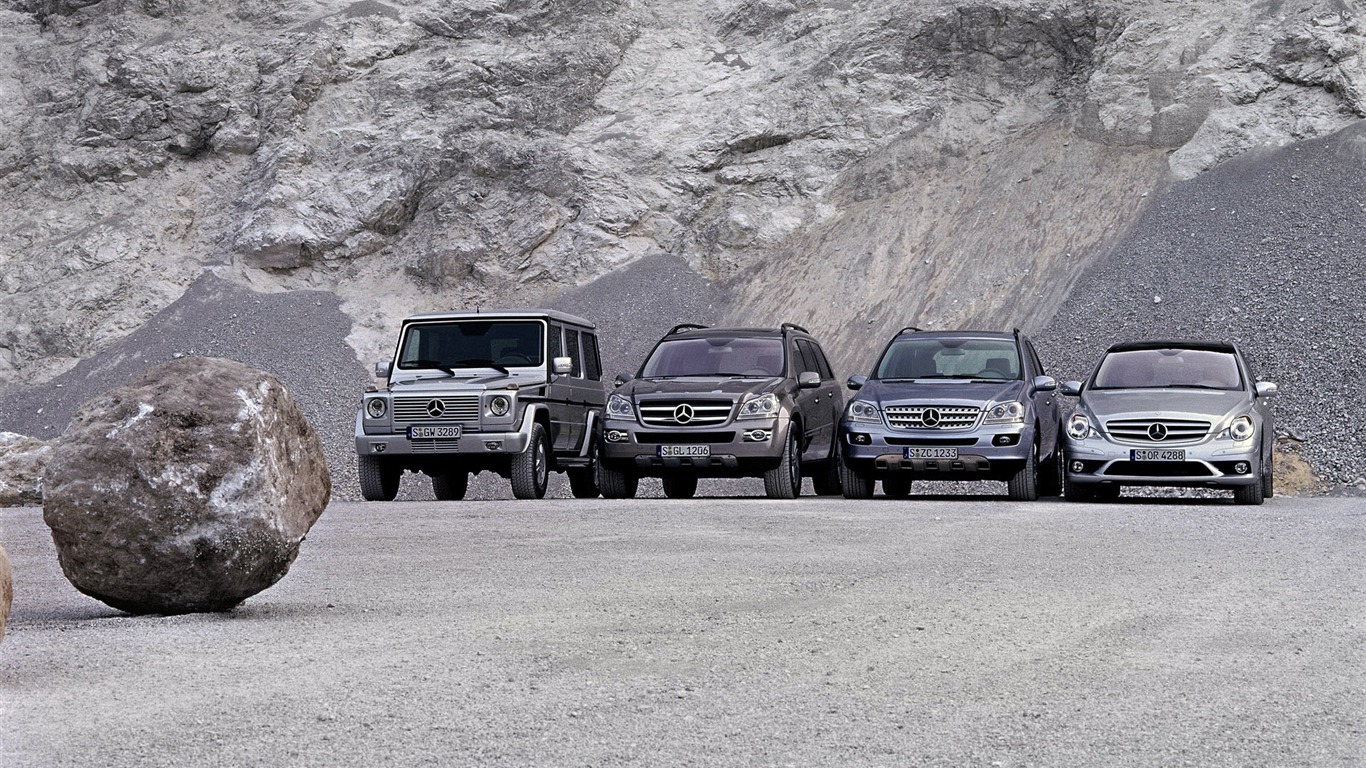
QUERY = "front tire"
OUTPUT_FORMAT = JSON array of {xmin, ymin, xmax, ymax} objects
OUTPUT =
[
  {"xmin": 597, "ymin": 461, "xmax": 638, "ymax": 499},
  {"xmin": 1261, "ymin": 452, "xmax": 1275, "ymax": 499},
  {"xmin": 1037, "ymin": 445, "xmax": 1063, "ymax": 497},
  {"xmin": 511, "ymin": 422, "xmax": 550, "ymax": 500},
  {"xmin": 662, "ymin": 475, "xmax": 698, "ymax": 499},
  {"xmin": 811, "ymin": 439, "xmax": 843, "ymax": 497},
  {"xmin": 358, "ymin": 455, "xmax": 400, "ymax": 501},
  {"xmin": 1234, "ymin": 480, "xmax": 1265, "ymax": 506},
  {"xmin": 567, "ymin": 440, "xmax": 601, "ymax": 499},
  {"xmin": 763, "ymin": 428, "xmax": 801, "ymax": 499},
  {"xmin": 840, "ymin": 459, "xmax": 874, "ymax": 499},
  {"xmin": 1007, "ymin": 443, "xmax": 1040, "ymax": 501},
  {"xmin": 432, "ymin": 470, "xmax": 468, "ymax": 501}
]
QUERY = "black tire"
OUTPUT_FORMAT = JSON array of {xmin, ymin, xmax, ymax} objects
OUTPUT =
[
  {"xmin": 432, "ymin": 470, "xmax": 468, "ymax": 501},
  {"xmin": 597, "ymin": 461, "xmax": 638, "ymax": 499},
  {"xmin": 882, "ymin": 474, "xmax": 912, "ymax": 498},
  {"xmin": 1037, "ymin": 446, "xmax": 1063, "ymax": 497},
  {"xmin": 1262, "ymin": 452, "xmax": 1274, "ymax": 499},
  {"xmin": 1007, "ymin": 442, "xmax": 1040, "ymax": 501},
  {"xmin": 567, "ymin": 440, "xmax": 601, "ymax": 499},
  {"xmin": 662, "ymin": 475, "xmax": 698, "ymax": 499},
  {"xmin": 511, "ymin": 422, "xmax": 550, "ymax": 500},
  {"xmin": 840, "ymin": 459, "xmax": 874, "ymax": 499},
  {"xmin": 763, "ymin": 428, "xmax": 801, "ymax": 499},
  {"xmin": 811, "ymin": 438, "xmax": 843, "ymax": 497},
  {"xmin": 358, "ymin": 455, "xmax": 400, "ymax": 501},
  {"xmin": 1234, "ymin": 480, "xmax": 1265, "ymax": 506}
]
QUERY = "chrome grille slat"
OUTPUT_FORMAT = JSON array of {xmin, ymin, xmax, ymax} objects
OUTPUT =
[
  {"xmin": 883, "ymin": 405, "xmax": 981, "ymax": 431},
  {"xmin": 393, "ymin": 395, "xmax": 481, "ymax": 424},
  {"xmin": 410, "ymin": 438, "xmax": 462, "ymax": 452},
  {"xmin": 638, "ymin": 399, "xmax": 734, "ymax": 427},
  {"xmin": 1105, "ymin": 418, "xmax": 1211, "ymax": 443}
]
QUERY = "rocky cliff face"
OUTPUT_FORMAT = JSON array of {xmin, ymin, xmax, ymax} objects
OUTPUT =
[
  {"xmin": 3, "ymin": 0, "xmax": 1361, "ymax": 381},
  {"xmin": 1, "ymin": 0, "xmax": 1364, "ymax": 491}
]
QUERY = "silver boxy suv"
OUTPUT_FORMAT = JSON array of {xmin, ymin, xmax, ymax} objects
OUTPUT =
[
  {"xmin": 597, "ymin": 323, "xmax": 844, "ymax": 499},
  {"xmin": 355, "ymin": 310, "xmax": 606, "ymax": 501},
  {"xmin": 839, "ymin": 328, "xmax": 1063, "ymax": 500},
  {"xmin": 1060, "ymin": 340, "xmax": 1277, "ymax": 505}
]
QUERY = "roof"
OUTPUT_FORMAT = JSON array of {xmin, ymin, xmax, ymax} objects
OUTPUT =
[
  {"xmin": 665, "ymin": 323, "xmax": 813, "ymax": 338},
  {"xmin": 401, "ymin": 308, "xmax": 596, "ymax": 329},
  {"xmin": 1106, "ymin": 339, "xmax": 1236, "ymax": 353},
  {"xmin": 893, "ymin": 328, "xmax": 1018, "ymax": 340}
]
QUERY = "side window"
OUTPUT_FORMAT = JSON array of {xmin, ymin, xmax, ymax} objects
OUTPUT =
[
  {"xmin": 564, "ymin": 329, "xmax": 583, "ymax": 378},
  {"xmin": 810, "ymin": 342, "xmax": 835, "ymax": 380},
  {"xmin": 794, "ymin": 340, "xmax": 818, "ymax": 376},
  {"xmin": 583, "ymin": 332, "xmax": 602, "ymax": 381},
  {"xmin": 547, "ymin": 324, "xmax": 563, "ymax": 366},
  {"xmin": 1025, "ymin": 341, "xmax": 1045, "ymax": 376}
]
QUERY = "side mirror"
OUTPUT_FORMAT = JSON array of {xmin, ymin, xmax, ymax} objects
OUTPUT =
[
  {"xmin": 1060, "ymin": 380, "xmax": 1083, "ymax": 397},
  {"xmin": 374, "ymin": 361, "xmax": 392, "ymax": 379},
  {"xmin": 1255, "ymin": 381, "xmax": 1278, "ymax": 398},
  {"xmin": 798, "ymin": 371, "xmax": 821, "ymax": 389},
  {"xmin": 614, "ymin": 372, "xmax": 634, "ymax": 388},
  {"xmin": 847, "ymin": 375, "xmax": 868, "ymax": 391},
  {"xmin": 553, "ymin": 357, "xmax": 573, "ymax": 375},
  {"xmin": 1033, "ymin": 375, "xmax": 1057, "ymax": 393}
]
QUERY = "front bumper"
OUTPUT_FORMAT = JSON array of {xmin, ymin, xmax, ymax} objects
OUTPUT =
[
  {"xmin": 840, "ymin": 421, "xmax": 1035, "ymax": 480},
  {"xmin": 599, "ymin": 416, "xmax": 792, "ymax": 476},
  {"xmin": 1063, "ymin": 436, "xmax": 1260, "ymax": 488},
  {"xmin": 355, "ymin": 412, "xmax": 532, "ymax": 458}
]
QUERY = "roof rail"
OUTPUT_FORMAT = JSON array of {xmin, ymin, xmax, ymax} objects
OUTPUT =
[
  {"xmin": 780, "ymin": 322, "xmax": 810, "ymax": 335},
  {"xmin": 897, "ymin": 326, "xmax": 924, "ymax": 335},
  {"xmin": 668, "ymin": 323, "xmax": 709, "ymax": 335}
]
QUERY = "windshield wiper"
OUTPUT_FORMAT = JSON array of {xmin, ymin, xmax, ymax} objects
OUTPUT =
[
  {"xmin": 406, "ymin": 359, "xmax": 456, "ymax": 375},
  {"xmin": 454, "ymin": 358, "xmax": 510, "ymax": 374}
]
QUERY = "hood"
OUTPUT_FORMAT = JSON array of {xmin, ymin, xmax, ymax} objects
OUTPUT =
[
  {"xmin": 387, "ymin": 369, "xmax": 547, "ymax": 392},
  {"xmin": 1080, "ymin": 388, "xmax": 1253, "ymax": 423},
  {"xmin": 856, "ymin": 378, "xmax": 1028, "ymax": 407},
  {"xmin": 623, "ymin": 376, "xmax": 783, "ymax": 400}
]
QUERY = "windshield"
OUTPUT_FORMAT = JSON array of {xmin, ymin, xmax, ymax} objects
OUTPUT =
[
  {"xmin": 1093, "ymin": 348, "xmax": 1243, "ymax": 390},
  {"xmin": 640, "ymin": 337, "xmax": 785, "ymax": 378},
  {"xmin": 874, "ymin": 338, "xmax": 1021, "ymax": 380},
  {"xmin": 397, "ymin": 320, "xmax": 544, "ymax": 371}
]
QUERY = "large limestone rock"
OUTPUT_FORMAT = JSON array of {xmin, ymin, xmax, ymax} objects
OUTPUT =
[
  {"xmin": 0, "ymin": 432, "xmax": 51, "ymax": 507},
  {"xmin": 0, "ymin": 544, "xmax": 11, "ymax": 644},
  {"xmin": 42, "ymin": 357, "xmax": 330, "ymax": 614}
]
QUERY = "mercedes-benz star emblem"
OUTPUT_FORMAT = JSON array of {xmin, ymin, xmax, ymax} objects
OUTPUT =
[
  {"xmin": 673, "ymin": 404, "xmax": 695, "ymax": 424},
  {"xmin": 922, "ymin": 408, "xmax": 942, "ymax": 428},
  {"xmin": 1148, "ymin": 422, "xmax": 1168, "ymax": 441},
  {"xmin": 426, "ymin": 399, "xmax": 446, "ymax": 418}
]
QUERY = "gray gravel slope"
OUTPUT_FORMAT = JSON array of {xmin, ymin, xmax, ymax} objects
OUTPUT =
[
  {"xmin": 1038, "ymin": 120, "xmax": 1366, "ymax": 487},
  {"xmin": 2, "ymin": 497, "xmax": 1362, "ymax": 766}
]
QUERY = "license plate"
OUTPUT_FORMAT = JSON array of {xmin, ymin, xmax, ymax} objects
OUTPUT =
[
  {"xmin": 408, "ymin": 425, "xmax": 462, "ymax": 439},
  {"xmin": 904, "ymin": 447, "xmax": 958, "ymax": 460},
  {"xmin": 658, "ymin": 445, "xmax": 710, "ymax": 458},
  {"xmin": 1131, "ymin": 449, "xmax": 1184, "ymax": 461}
]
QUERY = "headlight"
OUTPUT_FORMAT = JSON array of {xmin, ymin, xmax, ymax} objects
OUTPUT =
[
  {"xmin": 1066, "ymin": 412, "xmax": 1093, "ymax": 440},
  {"xmin": 737, "ymin": 392, "xmax": 780, "ymax": 419},
  {"xmin": 365, "ymin": 397, "xmax": 387, "ymax": 419},
  {"xmin": 489, "ymin": 395, "xmax": 511, "ymax": 417},
  {"xmin": 845, "ymin": 399, "xmax": 881, "ymax": 424},
  {"xmin": 1228, "ymin": 415, "xmax": 1254, "ymax": 441},
  {"xmin": 983, "ymin": 400, "xmax": 1025, "ymax": 424},
  {"xmin": 606, "ymin": 394, "xmax": 635, "ymax": 419}
]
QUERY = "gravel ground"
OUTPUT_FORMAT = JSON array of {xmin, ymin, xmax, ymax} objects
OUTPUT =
[
  {"xmin": 1037, "ymin": 121, "xmax": 1366, "ymax": 488},
  {"xmin": 2, "ymin": 496, "xmax": 1363, "ymax": 766}
]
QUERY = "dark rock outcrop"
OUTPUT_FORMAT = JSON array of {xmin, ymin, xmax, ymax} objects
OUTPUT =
[
  {"xmin": 0, "ymin": 543, "xmax": 10, "ymax": 643},
  {"xmin": 42, "ymin": 357, "xmax": 330, "ymax": 614},
  {"xmin": 0, "ymin": 432, "xmax": 50, "ymax": 506}
]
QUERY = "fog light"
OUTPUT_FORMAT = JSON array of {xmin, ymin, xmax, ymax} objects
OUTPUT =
[
  {"xmin": 1070, "ymin": 461, "xmax": 1084, "ymax": 473},
  {"xmin": 606, "ymin": 430, "xmax": 627, "ymax": 443},
  {"xmin": 1234, "ymin": 462, "xmax": 1249, "ymax": 474},
  {"xmin": 994, "ymin": 434, "xmax": 1019, "ymax": 447},
  {"xmin": 485, "ymin": 441, "xmax": 502, "ymax": 451},
  {"xmin": 850, "ymin": 433, "xmax": 871, "ymax": 445},
  {"xmin": 744, "ymin": 429, "xmax": 771, "ymax": 442},
  {"xmin": 372, "ymin": 443, "xmax": 386, "ymax": 453}
]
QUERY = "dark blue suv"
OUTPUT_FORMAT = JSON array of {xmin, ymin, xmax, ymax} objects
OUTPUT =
[{"xmin": 839, "ymin": 328, "xmax": 1062, "ymax": 500}]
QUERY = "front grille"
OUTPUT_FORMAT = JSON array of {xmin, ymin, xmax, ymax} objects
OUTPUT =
[
  {"xmin": 1106, "ymin": 418, "xmax": 1211, "ymax": 443},
  {"xmin": 884, "ymin": 405, "xmax": 981, "ymax": 430},
  {"xmin": 410, "ymin": 438, "xmax": 462, "ymax": 453},
  {"xmin": 1104, "ymin": 461, "xmax": 1213, "ymax": 477},
  {"xmin": 638, "ymin": 399, "xmax": 733, "ymax": 428},
  {"xmin": 394, "ymin": 395, "xmax": 481, "ymax": 424},
  {"xmin": 635, "ymin": 432, "xmax": 737, "ymax": 444}
]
